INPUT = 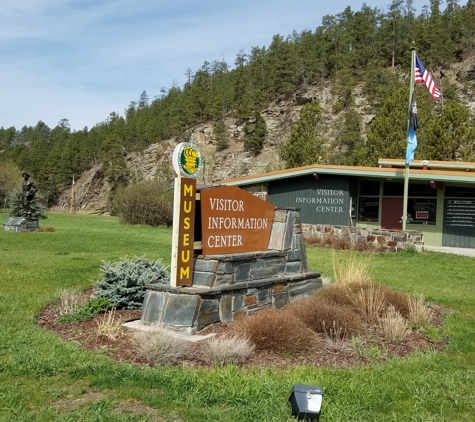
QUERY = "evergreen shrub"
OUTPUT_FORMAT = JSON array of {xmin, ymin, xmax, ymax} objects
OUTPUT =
[
  {"xmin": 112, "ymin": 180, "xmax": 173, "ymax": 227},
  {"xmin": 93, "ymin": 256, "xmax": 170, "ymax": 310},
  {"xmin": 9, "ymin": 189, "xmax": 47, "ymax": 219}
]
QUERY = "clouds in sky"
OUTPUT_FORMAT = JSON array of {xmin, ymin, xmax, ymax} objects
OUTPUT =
[{"xmin": 1, "ymin": 0, "xmax": 428, "ymax": 131}]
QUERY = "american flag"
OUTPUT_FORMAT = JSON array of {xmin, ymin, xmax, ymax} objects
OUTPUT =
[{"xmin": 415, "ymin": 55, "xmax": 441, "ymax": 100}]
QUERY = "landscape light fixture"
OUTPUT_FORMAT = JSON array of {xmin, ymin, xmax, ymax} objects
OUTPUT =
[{"xmin": 289, "ymin": 384, "xmax": 324, "ymax": 420}]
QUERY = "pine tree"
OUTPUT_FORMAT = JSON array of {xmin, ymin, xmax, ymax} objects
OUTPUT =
[
  {"xmin": 419, "ymin": 100, "xmax": 475, "ymax": 161},
  {"xmin": 213, "ymin": 120, "xmax": 230, "ymax": 151},
  {"xmin": 101, "ymin": 134, "xmax": 129, "ymax": 207},
  {"xmin": 329, "ymin": 109, "xmax": 364, "ymax": 165},
  {"xmin": 243, "ymin": 111, "xmax": 267, "ymax": 155},
  {"xmin": 280, "ymin": 100, "xmax": 326, "ymax": 168}
]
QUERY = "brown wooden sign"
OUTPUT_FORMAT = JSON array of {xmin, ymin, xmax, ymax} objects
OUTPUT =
[{"xmin": 200, "ymin": 186, "xmax": 275, "ymax": 254}]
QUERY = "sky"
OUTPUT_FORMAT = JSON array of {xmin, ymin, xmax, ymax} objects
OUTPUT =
[{"xmin": 1, "ymin": 0, "xmax": 429, "ymax": 132}]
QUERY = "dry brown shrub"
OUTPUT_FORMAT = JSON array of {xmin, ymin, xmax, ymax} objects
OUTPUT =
[
  {"xmin": 286, "ymin": 297, "xmax": 363, "ymax": 337},
  {"xmin": 314, "ymin": 284, "xmax": 355, "ymax": 307},
  {"xmin": 330, "ymin": 236, "xmax": 351, "ymax": 250},
  {"xmin": 381, "ymin": 287, "xmax": 412, "ymax": 317},
  {"xmin": 304, "ymin": 234, "xmax": 322, "ymax": 246},
  {"xmin": 201, "ymin": 335, "xmax": 255, "ymax": 365},
  {"xmin": 380, "ymin": 305, "xmax": 410, "ymax": 342},
  {"xmin": 233, "ymin": 309, "xmax": 314, "ymax": 353},
  {"xmin": 35, "ymin": 226, "xmax": 56, "ymax": 232},
  {"xmin": 353, "ymin": 241, "xmax": 370, "ymax": 252}
]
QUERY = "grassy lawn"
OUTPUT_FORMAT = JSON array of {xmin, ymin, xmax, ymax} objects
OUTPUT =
[{"xmin": 0, "ymin": 212, "xmax": 474, "ymax": 421}]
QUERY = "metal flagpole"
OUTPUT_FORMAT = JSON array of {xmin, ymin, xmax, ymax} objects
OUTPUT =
[{"xmin": 402, "ymin": 46, "xmax": 416, "ymax": 231}]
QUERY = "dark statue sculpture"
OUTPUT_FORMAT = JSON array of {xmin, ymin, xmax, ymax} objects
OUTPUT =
[{"xmin": 21, "ymin": 173, "xmax": 38, "ymax": 218}]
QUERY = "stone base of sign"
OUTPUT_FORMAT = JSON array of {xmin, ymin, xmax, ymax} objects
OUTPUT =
[
  {"xmin": 141, "ymin": 268, "xmax": 322, "ymax": 333},
  {"xmin": 2, "ymin": 217, "xmax": 39, "ymax": 232},
  {"xmin": 140, "ymin": 207, "xmax": 323, "ymax": 333}
]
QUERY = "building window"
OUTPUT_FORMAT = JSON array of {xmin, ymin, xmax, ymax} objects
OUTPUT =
[
  {"xmin": 358, "ymin": 197, "xmax": 379, "ymax": 222},
  {"xmin": 383, "ymin": 182, "xmax": 404, "ymax": 196},
  {"xmin": 407, "ymin": 198, "xmax": 437, "ymax": 225},
  {"xmin": 358, "ymin": 180, "xmax": 380, "ymax": 222},
  {"xmin": 445, "ymin": 185, "xmax": 475, "ymax": 198},
  {"xmin": 360, "ymin": 180, "xmax": 380, "ymax": 196}
]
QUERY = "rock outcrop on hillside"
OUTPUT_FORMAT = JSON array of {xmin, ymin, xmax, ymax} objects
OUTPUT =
[{"xmin": 56, "ymin": 56, "xmax": 475, "ymax": 214}]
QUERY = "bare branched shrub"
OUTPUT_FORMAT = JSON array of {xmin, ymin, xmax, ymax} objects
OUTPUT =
[
  {"xmin": 347, "ymin": 281, "xmax": 386, "ymax": 324},
  {"xmin": 201, "ymin": 336, "xmax": 255, "ymax": 365},
  {"xmin": 233, "ymin": 309, "xmax": 314, "ymax": 353},
  {"xmin": 330, "ymin": 236, "xmax": 351, "ymax": 250},
  {"xmin": 96, "ymin": 307, "xmax": 124, "ymax": 340},
  {"xmin": 35, "ymin": 226, "xmax": 56, "ymax": 232},
  {"xmin": 286, "ymin": 297, "xmax": 363, "ymax": 337},
  {"xmin": 380, "ymin": 305, "xmax": 410, "ymax": 342},
  {"xmin": 303, "ymin": 234, "xmax": 322, "ymax": 246},
  {"xmin": 113, "ymin": 180, "xmax": 173, "ymax": 227},
  {"xmin": 58, "ymin": 289, "xmax": 83, "ymax": 316},
  {"xmin": 321, "ymin": 320, "xmax": 350, "ymax": 350},
  {"xmin": 332, "ymin": 251, "xmax": 373, "ymax": 286},
  {"xmin": 134, "ymin": 330, "xmax": 189, "ymax": 366},
  {"xmin": 407, "ymin": 294, "xmax": 434, "ymax": 328}
]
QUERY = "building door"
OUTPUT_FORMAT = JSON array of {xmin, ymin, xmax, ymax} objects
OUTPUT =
[{"xmin": 381, "ymin": 197, "xmax": 403, "ymax": 230}]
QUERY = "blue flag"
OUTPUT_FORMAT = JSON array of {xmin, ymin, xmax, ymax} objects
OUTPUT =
[{"xmin": 405, "ymin": 91, "xmax": 419, "ymax": 164}]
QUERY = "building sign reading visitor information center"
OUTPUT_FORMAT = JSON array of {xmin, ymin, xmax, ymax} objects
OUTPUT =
[{"xmin": 295, "ymin": 189, "xmax": 346, "ymax": 213}]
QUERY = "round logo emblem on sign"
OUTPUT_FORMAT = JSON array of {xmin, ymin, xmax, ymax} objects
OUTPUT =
[{"xmin": 173, "ymin": 142, "xmax": 201, "ymax": 178}]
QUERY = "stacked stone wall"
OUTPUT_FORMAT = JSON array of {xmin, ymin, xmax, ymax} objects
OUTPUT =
[{"xmin": 302, "ymin": 224, "xmax": 424, "ymax": 251}]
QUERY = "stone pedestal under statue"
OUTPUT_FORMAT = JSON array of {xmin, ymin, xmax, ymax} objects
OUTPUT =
[{"xmin": 3, "ymin": 217, "xmax": 39, "ymax": 232}]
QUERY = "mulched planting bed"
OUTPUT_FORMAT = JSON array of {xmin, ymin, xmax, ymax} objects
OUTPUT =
[{"xmin": 36, "ymin": 289, "xmax": 447, "ymax": 369}]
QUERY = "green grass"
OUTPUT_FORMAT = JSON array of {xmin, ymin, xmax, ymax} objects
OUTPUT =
[{"xmin": 1, "ymin": 212, "xmax": 475, "ymax": 421}]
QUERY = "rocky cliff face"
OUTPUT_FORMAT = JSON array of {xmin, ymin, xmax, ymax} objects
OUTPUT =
[{"xmin": 55, "ymin": 57, "xmax": 475, "ymax": 214}]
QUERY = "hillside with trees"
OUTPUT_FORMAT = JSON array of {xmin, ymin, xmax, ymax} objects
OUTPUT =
[{"xmin": 1, "ymin": 0, "xmax": 475, "ymax": 213}]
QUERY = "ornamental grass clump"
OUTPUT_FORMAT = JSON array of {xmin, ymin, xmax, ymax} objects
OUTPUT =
[
  {"xmin": 202, "ymin": 335, "xmax": 255, "ymax": 365},
  {"xmin": 380, "ymin": 305, "xmax": 410, "ymax": 342},
  {"xmin": 57, "ymin": 289, "xmax": 83, "ymax": 316},
  {"xmin": 93, "ymin": 256, "xmax": 169, "ymax": 310},
  {"xmin": 407, "ymin": 294, "xmax": 434, "ymax": 328},
  {"xmin": 332, "ymin": 251, "xmax": 373, "ymax": 286},
  {"xmin": 347, "ymin": 281, "xmax": 387, "ymax": 324},
  {"xmin": 96, "ymin": 307, "xmax": 124, "ymax": 340},
  {"xmin": 134, "ymin": 331, "xmax": 188, "ymax": 366}
]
